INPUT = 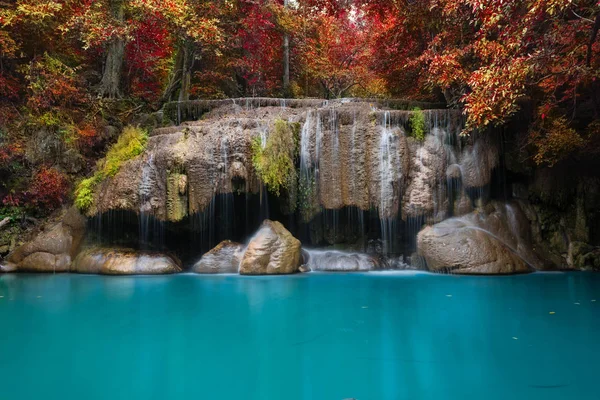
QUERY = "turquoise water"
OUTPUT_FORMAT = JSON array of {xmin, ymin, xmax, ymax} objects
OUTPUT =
[{"xmin": 0, "ymin": 272, "xmax": 599, "ymax": 400}]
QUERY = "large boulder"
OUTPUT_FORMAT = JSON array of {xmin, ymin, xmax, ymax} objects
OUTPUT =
[
  {"xmin": 7, "ymin": 207, "xmax": 86, "ymax": 272},
  {"xmin": 417, "ymin": 202, "xmax": 537, "ymax": 274},
  {"xmin": 239, "ymin": 220, "xmax": 301, "ymax": 275},
  {"xmin": 304, "ymin": 249, "xmax": 383, "ymax": 271},
  {"xmin": 192, "ymin": 240, "xmax": 244, "ymax": 274},
  {"xmin": 72, "ymin": 247, "xmax": 182, "ymax": 275}
]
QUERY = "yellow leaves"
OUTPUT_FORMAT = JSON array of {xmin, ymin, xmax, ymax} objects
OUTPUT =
[
  {"xmin": 530, "ymin": 115, "xmax": 585, "ymax": 166},
  {"xmin": 15, "ymin": 0, "xmax": 63, "ymax": 25},
  {"xmin": 0, "ymin": 30, "xmax": 17, "ymax": 58}
]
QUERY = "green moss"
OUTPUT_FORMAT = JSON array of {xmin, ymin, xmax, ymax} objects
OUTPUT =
[
  {"xmin": 74, "ymin": 175, "xmax": 101, "ymax": 211},
  {"xmin": 252, "ymin": 119, "xmax": 297, "ymax": 196},
  {"xmin": 102, "ymin": 126, "xmax": 148, "ymax": 177},
  {"xmin": 74, "ymin": 126, "xmax": 148, "ymax": 211},
  {"xmin": 409, "ymin": 107, "xmax": 426, "ymax": 141}
]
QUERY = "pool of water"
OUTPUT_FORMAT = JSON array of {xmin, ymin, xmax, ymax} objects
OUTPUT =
[{"xmin": 1, "ymin": 272, "xmax": 599, "ymax": 400}]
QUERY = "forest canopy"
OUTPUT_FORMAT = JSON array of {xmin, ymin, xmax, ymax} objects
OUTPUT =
[{"xmin": 0, "ymin": 0, "xmax": 599, "ymax": 216}]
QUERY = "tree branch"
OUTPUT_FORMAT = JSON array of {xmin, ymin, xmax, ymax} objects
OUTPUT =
[{"xmin": 587, "ymin": 13, "xmax": 600, "ymax": 67}]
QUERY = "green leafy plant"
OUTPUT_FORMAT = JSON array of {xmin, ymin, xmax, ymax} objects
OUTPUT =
[
  {"xmin": 252, "ymin": 119, "xmax": 297, "ymax": 196},
  {"xmin": 409, "ymin": 107, "xmax": 426, "ymax": 141},
  {"xmin": 75, "ymin": 126, "xmax": 148, "ymax": 211}
]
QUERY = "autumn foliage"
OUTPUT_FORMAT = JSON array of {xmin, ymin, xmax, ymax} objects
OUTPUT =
[{"xmin": 0, "ymin": 0, "xmax": 599, "ymax": 215}]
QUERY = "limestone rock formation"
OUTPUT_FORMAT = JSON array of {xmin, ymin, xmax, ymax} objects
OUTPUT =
[
  {"xmin": 8, "ymin": 207, "xmax": 86, "ymax": 272},
  {"xmin": 239, "ymin": 220, "xmax": 301, "ymax": 275},
  {"xmin": 304, "ymin": 249, "xmax": 383, "ymax": 271},
  {"xmin": 72, "ymin": 247, "xmax": 182, "ymax": 275},
  {"xmin": 417, "ymin": 202, "xmax": 539, "ymax": 274},
  {"xmin": 192, "ymin": 240, "xmax": 244, "ymax": 274},
  {"xmin": 91, "ymin": 102, "xmax": 492, "ymax": 226}
]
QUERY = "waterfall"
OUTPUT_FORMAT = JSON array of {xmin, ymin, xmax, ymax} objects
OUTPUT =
[
  {"xmin": 379, "ymin": 111, "xmax": 400, "ymax": 254},
  {"xmin": 139, "ymin": 154, "xmax": 157, "ymax": 249},
  {"xmin": 219, "ymin": 136, "xmax": 234, "ymax": 238},
  {"xmin": 256, "ymin": 122, "xmax": 269, "ymax": 221},
  {"xmin": 300, "ymin": 110, "xmax": 313, "ymax": 179}
]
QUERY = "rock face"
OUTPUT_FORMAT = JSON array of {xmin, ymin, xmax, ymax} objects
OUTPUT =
[
  {"xmin": 239, "ymin": 220, "xmax": 301, "ymax": 275},
  {"xmin": 7, "ymin": 207, "xmax": 86, "ymax": 272},
  {"xmin": 91, "ymin": 101, "xmax": 492, "ymax": 225},
  {"xmin": 417, "ymin": 202, "xmax": 539, "ymax": 274},
  {"xmin": 304, "ymin": 249, "xmax": 383, "ymax": 271},
  {"xmin": 567, "ymin": 241, "xmax": 600, "ymax": 271},
  {"xmin": 192, "ymin": 240, "xmax": 244, "ymax": 274},
  {"xmin": 72, "ymin": 247, "xmax": 182, "ymax": 275}
]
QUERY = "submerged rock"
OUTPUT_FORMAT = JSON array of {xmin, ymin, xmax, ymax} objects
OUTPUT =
[
  {"xmin": 8, "ymin": 207, "xmax": 86, "ymax": 272},
  {"xmin": 192, "ymin": 240, "xmax": 244, "ymax": 274},
  {"xmin": 304, "ymin": 249, "xmax": 383, "ymax": 271},
  {"xmin": 417, "ymin": 202, "xmax": 539, "ymax": 274},
  {"xmin": 72, "ymin": 247, "xmax": 182, "ymax": 275},
  {"xmin": 239, "ymin": 220, "xmax": 301, "ymax": 275}
]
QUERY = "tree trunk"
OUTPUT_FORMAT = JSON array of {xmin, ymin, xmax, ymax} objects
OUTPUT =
[
  {"xmin": 179, "ymin": 41, "xmax": 195, "ymax": 102},
  {"xmin": 98, "ymin": 0, "xmax": 125, "ymax": 98},
  {"xmin": 161, "ymin": 39, "xmax": 195, "ymax": 104},
  {"xmin": 282, "ymin": 0, "xmax": 290, "ymax": 94}
]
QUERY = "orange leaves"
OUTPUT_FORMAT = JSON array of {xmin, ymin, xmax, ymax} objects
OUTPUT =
[
  {"xmin": 130, "ymin": 0, "xmax": 221, "ymax": 44},
  {"xmin": 426, "ymin": 52, "xmax": 469, "ymax": 89},
  {"xmin": 462, "ymin": 57, "xmax": 530, "ymax": 130},
  {"xmin": 300, "ymin": 12, "xmax": 377, "ymax": 97},
  {"xmin": 23, "ymin": 54, "xmax": 86, "ymax": 112}
]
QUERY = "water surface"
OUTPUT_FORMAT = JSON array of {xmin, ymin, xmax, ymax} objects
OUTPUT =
[{"xmin": 1, "ymin": 272, "xmax": 599, "ymax": 400}]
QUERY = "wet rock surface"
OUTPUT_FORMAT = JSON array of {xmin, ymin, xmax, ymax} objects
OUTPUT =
[
  {"xmin": 417, "ymin": 202, "xmax": 539, "ymax": 274},
  {"xmin": 72, "ymin": 247, "xmax": 182, "ymax": 275},
  {"xmin": 7, "ymin": 207, "xmax": 86, "ymax": 272},
  {"xmin": 192, "ymin": 240, "xmax": 244, "ymax": 274},
  {"xmin": 93, "ymin": 102, "xmax": 486, "ymax": 226},
  {"xmin": 239, "ymin": 220, "xmax": 301, "ymax": 275}
]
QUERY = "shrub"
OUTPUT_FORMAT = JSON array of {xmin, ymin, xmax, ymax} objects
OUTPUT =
[
  {"xmin": 74, "ymin": 175, "xmax": 101, "ymax": 211},
  {"xmin": 75, "ymin": 126, "xmax": 148, "ymax": 211},
  {"xmin": 409, "ymin": 107, "xmax": 426, "ymax": 141},
  {"xmin": 29, "ymin": 167, "xmax": 69, "ymax": 210},
  {"xmin": 252, "ymin": 119, "xmax": 297, "ymax": 196}
]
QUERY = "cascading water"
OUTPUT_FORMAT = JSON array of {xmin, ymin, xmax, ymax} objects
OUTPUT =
[
  {"xmin": 93, "ymin": 99, "xmax": 502, "ymax": 271},
  {"xmin": 138, "ymin": 153, "xmax": 165, "ymax": 249},
  {"xmin": 379, "ymin": 111, "xmax": 400, "ymax": 254},
  {"xmin": 219, "ymin": 136, "xmax": 234, "ymax": 239}
]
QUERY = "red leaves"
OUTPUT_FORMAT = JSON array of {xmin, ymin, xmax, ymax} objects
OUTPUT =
[
  {"xmin": 125, "ymin": 15, "xmax": 173, "ymax": 102},
  {"xmin": 28, "ymin": 167, "xmax": 70, "ymax": 211},
  {"xmin": 235, "ymin": 0, "xmax": 283, "ymax": 94}
]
